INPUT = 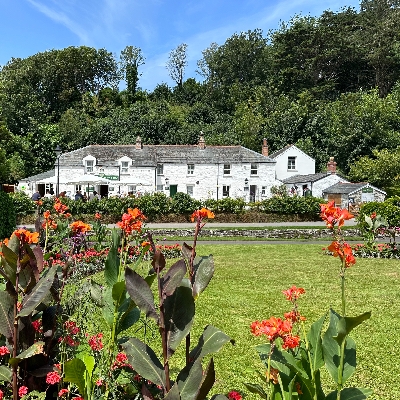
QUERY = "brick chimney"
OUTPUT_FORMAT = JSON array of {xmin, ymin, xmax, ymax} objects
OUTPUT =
[
  {"xmin": 198, "ymin": 134, "xmax": 205, "ymax": 150},
  {"xmin": 262, "ymin": 138, "xmax": 269, "ymax": 157},
  {"xmin": 327, "ymin": 156, "xmax": 337, "ymax": 174},
  {"xmin": 135, "ymin": 136, "xmax": 142, "ymax": 150}
]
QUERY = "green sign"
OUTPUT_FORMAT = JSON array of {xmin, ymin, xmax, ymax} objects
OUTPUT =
[
  {"xmin": 362, "ymin": 187, "xmax": 373, "ymax": 193},
  {"xmin": 97, "ymin": 174, "xmax": 119, "ymax": 180}
]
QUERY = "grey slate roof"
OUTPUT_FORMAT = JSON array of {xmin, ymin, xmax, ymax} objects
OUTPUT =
[
  {"xmin": 322, "ymin": 182, "xmax": 369, "ymax": 194},
  {"xmin": 283, "ymin": 173, "xmax": 331, "ymax": 184},
  {"xmin": 58, "ymin": 144, "xmax": 275, "ymax": 167},
  {"xmin": 269, "ymin": 145, "xmax": 292, "ymax": 159},
  {"xmin": 23, "ymin": 170, "xmax": 54, "ymax": 181}
]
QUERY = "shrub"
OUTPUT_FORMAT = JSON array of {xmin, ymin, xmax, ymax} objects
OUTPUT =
[
  {"xmin": 170, "ymin": 191, "xmax": 201, "ymax": 216},
  {"xmin": 358, "ymin": 198, "xmax": 400, "ymax": 231},
  {"xmin": 203, "ymin": 197, "xmax": 246, "ymax": 214},
  {"xmin": 0, "ymin": 190, "xmax": 16, "ymax": 239},
  {"xmin": 9, "ymin": 191, "xmax": 36, "ymax": 217}
]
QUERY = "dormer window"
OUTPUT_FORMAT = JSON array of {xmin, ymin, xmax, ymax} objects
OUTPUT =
[
  {"xmin": 85, "ymin": 160, "xmax": 94, "ymax": 173},
  {"xmin": 121, "ymin": 161, "xmax": 129, "ymax": 174},
  {"xmin": 117, "ymin": 156, "xmax": 132, "ymax": 175}
]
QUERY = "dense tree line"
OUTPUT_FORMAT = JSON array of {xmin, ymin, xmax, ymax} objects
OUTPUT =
[{"xmin": 1, "ymin": 0, "xmax": 400, "ymax": 193}]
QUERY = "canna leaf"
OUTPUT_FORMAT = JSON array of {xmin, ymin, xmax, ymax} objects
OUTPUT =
[
  {"xmin": 161, "ymin": 259, "xmax": 187, "ymax": 298},
  {"xmin": 192, "ymin": 255, "xmax": 214, "ymax": 299},
  {"xmin": 195, "ymin": 358, "xmax": 216, "ymax": 400},
  {"xmin": 307, "ymin": 313, "xmax": 326, "ymax": 371},
  {"xmin": 0, "ymin": 291, "xmax": 14, "ymax": 340},
  {"xmin": 326, "ymin": 387, "xmax": 373, "ymax": 400},
  {"xmin": 164, "ymin": 383, "xmax": 180, "ymax": 400},
  {"xmin": 334, "ymin": 312, "xmax": 371, "ymax": 346},
  {"xmin": 9, "ymin": 341, "xmax": 45, "ymax": 367},
  {"xmin": 0, "ymin": 365, "xmax": 12, "ymax": 382},
  {"xmin": 104, "ymin": 245, "xmax": 120, "ymax": 287},
  {"xmin": 177, "ymin": 359, "xmax": 203, "ymax": 400}
]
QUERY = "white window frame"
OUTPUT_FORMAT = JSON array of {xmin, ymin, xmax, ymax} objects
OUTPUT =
[
  {"xmin": 85, "ymin": 160, "xmax": 94, "ymax": 173},
  {"xmin": 223, "ymin": 164, "xmax": 231, "ymax": 175},
  {"xmin": 187, "ymin": 185, "xmax": 194, "ymax": 197},
  {"xmin": 128, "ymin": 185, "xmax": 136, "ymax": 193},
  {"xmin": 222, "ymin": 185, "xmax": 230, "ymax": 198},
  {"xmin": 261, "ymin": 186, "xmax": 267, "ymax": 196},
  {"xmin": 121, "ymin": 161, "xmax": 129, "ymax": 174},
  {"xmin": 250, "ymin": 163, "xmax": 258, "ymax": 175},
  {"xmin": 156, "ymin": 184, "xmax": 164, "ymax": 192},
  {"xmin": 187, "ymin": 164, "xmax": 195, "ymax": 175},
  {"xmin": 288, "ymin": 156, "xmax": 296, "ymax": 170},
  {"xmin": 157, "ymin": 164, "xmax": 164, "ymax": 175}
]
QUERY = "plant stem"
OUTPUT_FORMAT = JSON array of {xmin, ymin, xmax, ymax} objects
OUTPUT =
[{"xmin": 301, "ymin": 322, "xmax": 318, "ymax": 400}]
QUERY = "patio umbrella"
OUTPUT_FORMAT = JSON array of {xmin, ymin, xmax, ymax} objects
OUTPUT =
[{"xmin": 66, "ymin": 174, "xmax": 111, "ymax": 193}]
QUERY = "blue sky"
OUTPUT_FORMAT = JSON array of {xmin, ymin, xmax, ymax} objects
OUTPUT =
[{"xmin": 1, "ymin": 0, "xmax": 360, "ymax": 91}]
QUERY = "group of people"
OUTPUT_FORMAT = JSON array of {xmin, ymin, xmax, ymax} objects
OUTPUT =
[
  {"xmin": 31, "ymin": 189, "xmax": 101, "ymax": 201},
  {"xmin": 74, "ymin": 190, "xmax": 101, "ymax": 201}
]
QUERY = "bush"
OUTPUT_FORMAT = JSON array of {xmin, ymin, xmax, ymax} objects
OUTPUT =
[
  {"xmin": 9, "ymin": 192, "xmax": 36, "ymax": 217},
  {"xmin": 358, "ymin": 198, "xmax": 400, "ymax": 230},
  {"xmin": 170, "ymin": 192, "xmax": 201, "ymax": 216},
  {"xmin": 0, "ymin": 190, "xmax": 16, "ymax": 239},
  {"xmin": 203, "ymin": 197, "xmax": 246, "ymax": 214}
]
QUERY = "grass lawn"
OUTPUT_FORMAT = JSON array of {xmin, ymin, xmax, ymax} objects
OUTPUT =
[{"xmin": 68, "ymin": 243, "xmax": 400, "ymax": 399}]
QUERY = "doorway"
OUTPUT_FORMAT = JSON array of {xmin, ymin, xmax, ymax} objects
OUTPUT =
[
  {"xmin": 249, "ymin": 185, "xmax": 257, "ymax": 202},
  {"xmin": 169, "ymin": 185, "xmax": 178, "ymax": 198}
]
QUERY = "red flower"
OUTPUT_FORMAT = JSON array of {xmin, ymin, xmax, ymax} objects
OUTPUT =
[
  {"xmin": 328, "ymin": 241, "xmax": 356, "ymax": 268},
  {"xmin": 370, "ymin": 212, "xmax": 377, "ymax": 219},
  {"xmin": 190, "ymin": 207, "xmax": 215, "ymax": 222},
  {"xmin": 0, "ymin": 389, "xmax": 3, "ymax": 400},
  {"xmin": 320, "ymin": 201, "xmax": 353, "ymax": 229},
  {"xmin": 64, "ymin": 321, "xmax": 80, "ymax": 335},
  {"xmin": 88, "ymin": 333, "xmax": 103, "ymax": 351},
  {"xmin": 228, "ymin": 391, "xmax": 242, "ymax": 400},
  {"xmin": 250, "ymin": 317, "xmax": 292, "ymax": 342},
  {"xmin": 32, "ymin": 319, "xmax": 42, "ymax": 333},
  {"xmin": 282, "ymin": 334, "xmax": 301, "ymax": 349},
  {"xmin": 112, "ymin": 352, "xmax": 132, "ymax": 369},
  {"xmin": 18, "ymin": 386, "xmax": 28, "ymax": 397},
  {"xmin": 0, "ymin": 346, "xmax": 10, "ymax": 356},
  {"xmin": 58, "ymin": 389, "xmax": 69, "ymax": 397},
  {"xmin": 282, "ymin": 286, "xmax": 305, "ymax": 302},
  {"xmin": 116, "ymin": 208, "xmax": 146, "ymax": 235},
  {"xmin": 46, "ymin": 371, "xmax": 61, "ymax": 385},
  {"xmin": 96, "ymin": 379, "xmax": 104, "ymax": 386},
  {"xmin": 95, "ymin": 212, "xmax": 102, "ymax": 220}
]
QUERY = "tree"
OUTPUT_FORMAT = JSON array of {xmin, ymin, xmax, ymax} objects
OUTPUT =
[
  {"xmin": 166, "ymin": 43, "xmax": 188, "ymax": 87},
  {"xmin": 119, "ymin": 46, "xmax": 145, "ymax": 103}
]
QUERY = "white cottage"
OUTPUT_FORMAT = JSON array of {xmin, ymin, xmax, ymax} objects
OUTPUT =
[{"xmin": 19, "ymin": 137, "xmax": 281, "ymax": 201}]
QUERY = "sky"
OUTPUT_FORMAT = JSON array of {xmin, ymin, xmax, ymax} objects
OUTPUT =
[{"xmin": 0, "ymin": 0, "xmax": 361, "ymax": 91}]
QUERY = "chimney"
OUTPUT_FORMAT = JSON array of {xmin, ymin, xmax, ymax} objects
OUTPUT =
[
  {"xmin": 135, "ymin": 136, "xmax": 142, "ymax": 150},
  {"xmin": 327, "ymin": 156, "xmax": 337, "ymax": 174},
  {"xmin": 198, "ymin": 133, "xmax": 205, "ymax": 150},
  {"xmin": 262, "ymin": 138, "xmax": 269, "ymax": 157}
]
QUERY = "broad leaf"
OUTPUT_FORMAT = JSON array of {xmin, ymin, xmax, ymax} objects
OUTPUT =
[
  {"xmin": 195, "ymin": 358, "xmax": 216, "ymax": 400},
  {"xmin": 164, "ymin": 383, "xmax": 181, "ymax": 400},
  {"xmin": 0, "ymin": 365, "xmax": 12, "ymax": 382},
  {"xmin": 244, "ymin": 382, "xmax": 268, "ymax": 399},
  {"xmin": 181, "ymin": 242, "xmax": 193, "ymax": 261},
  {"xmin": 189, "ymin": 325, "xmax": 232, "ymax": 362},
  {"xmin": 152, "ymin": 250, "xmax": 166, "ymax": 273},
  {"xmin": 64, "ymin": 358, "xmax": 87, "ymax": 396},
  {"xmin": 334, "ymin": 312, "xmax": 371, "ymax": 346},
  {"xmin": 161, "ymin": 259, "xmax": 187, "ymax": 298},
  {"xmin": 117, "ymin": 307, "xmax": 140, "ymax": 335},
  {"xmin": 121, "ymin": 338, "xmax": 165, "ymax": 389},
  {"xmin": 142, "ymin": 382, "xmax": 156, "ymax": 400},
  {"xmin": 105, "ymin": 245, "xmax": 120, "ymax": 287},
  {"xmin": 1, "ymin": 245, "xmax": 17, "ymax": 285},
  {"xmin": 210, "ymin": 395, "xmax": 229, "ymax": 400},
  {"xmin": 18, "ymin": 265, "xmax": 58, "ymax": 317},
  {"xmin": 177, "ymin": 359, "xmax": 203, "ymax": 400},
  {"xmin": 89, "ymin": 280, "xmax": 104, "ymax": 306},
  {"xmin": 125, "ymin": 268, "xmax": 158, "ymax": 321},
  {"xmin": 18, "ymin": 265, "xmax": 34, "ymax": 292},
  {"xmin": 192, "ymin": 256, "xmax": 214, "ymax": 299},
  {"xmin": 326, "ymin": 387, "xmax": 373, "ymax": 400},
  {"xmin": 112, "ymin": 281, "xmax": 126, "ymax": 304},
  {"xmin": 0, "ymin": 291, "xmax": 14, "ymax": 340},
  {"xmin": 9, "ymin": 341, "xmax": 45, "ymax": 366},
  {"xmin": 307, "ymin": 313, "xmax": 326, "ymax": 371},
  {"xmin": 102, "ymin": 288, "xmax": 115, "ymax": 327},
  {"xmin": 164, "ymin": 286, "xmax": 195, "ymax": 356}
]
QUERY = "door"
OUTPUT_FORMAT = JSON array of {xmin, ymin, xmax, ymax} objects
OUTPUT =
[
  {"xmin": 169, "ymin": 185, "xmax": 178, "ymax": 198},
  {"xmin": 99, "ymin": 185, "xmax": 108, "ymax": 198},
  {"xmin": 249, "ymin": 185, "xmax": 257, "ymax": 202}
]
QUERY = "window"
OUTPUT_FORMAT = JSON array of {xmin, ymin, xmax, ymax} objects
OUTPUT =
[
  {"xmin": 75, "ymin": 185, "xmax": 82, "ymax": 191},
  {"xmin": 288, "ymin": 156, "xmax": 296, "ymax": 170},
  {"xmin": 156, "ymin": 184, "xmax": 164, "ymax": 192},
  {"xmin": 85, "ymin": 160, "xmax": 94, "ymax": 173},
  {"xmin": 157, "ymin": 164, "xmax": 164, "ymax": 175},
  {"xmin": 187, "ymin": 164, "xmax": 195, "ymax": 175},
  {"xmin": 121, "ymin": 161, "xmax": 129, "ymax": 174},
  {"xmin": 223, "ymin": 164, "xmax": 231, "ymax": 175},
  {"xmin": 250, "ymin": 163, "xmax": 258, "ymax": 175},
  {"xmin": 222, "ymin": 185, "xmax": 230, "ymax": 197},
  {"xmin": 128, "ymin": 185, "xmax": 136, "ymax": 194},
  {"xmin": 261, "ymin": 186, "xmax": 267, "ymax": 196},
  {"xmin": 187, "ymin": 185, "xmax": 194, "ymax": 197}
]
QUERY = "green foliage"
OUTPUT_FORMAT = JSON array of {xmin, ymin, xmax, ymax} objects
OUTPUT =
[
  {"xmin": 357, "ymin": 198, "xmax": 400, "ymax": 230},
  {"xmin": 203, "ymin": 197, "xmax": 246, "ymax": 214},
  {"xmin": 0, "ymin": 191, "xmax": 16, "ymax": 239},
  {"xmin": 9, "ymin": 192, "xmax": 36, "ymax": 218},
  {"xmin": 170, "ymin": 192, "xmax": 201, "ymax": 216}
]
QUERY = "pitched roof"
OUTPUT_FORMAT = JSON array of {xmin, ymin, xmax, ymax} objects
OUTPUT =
[
  {"xmin": 269, "ymin": 145, "xmax": 292, "ymax": 159},
  {"xmin": 23, "ymin": 170, "xmax": 54, "ymax": 181},
  {"xmin": 283, "ymin": 173, "xmax": 331, "ymax": 184},
  {"xmin": 58, "ymin": 144, "xmax": 276, "ymax": 167},
  {"xmin": 322, "ymin": 182, "xmax": 386, "ymax": 195}
]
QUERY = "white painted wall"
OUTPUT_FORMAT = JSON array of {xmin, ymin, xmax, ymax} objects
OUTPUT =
[
  {"xmin": 273, "ymin": 146, "xmax": 315, "ymax": 181},
  {"xmin": 312, "ymin": 175, "xmax": 348, "ymax": 198}
]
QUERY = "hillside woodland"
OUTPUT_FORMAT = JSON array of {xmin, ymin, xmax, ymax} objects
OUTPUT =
[{"xmin": 1, "ymin": 0, "xmax": 400, "ymax": 194}]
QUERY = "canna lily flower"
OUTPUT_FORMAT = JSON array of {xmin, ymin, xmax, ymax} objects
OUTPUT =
[
  {"xmin": 320, "ymin": 201, "xmax": 353, "ymax": 229},
  {"xmin": 328, "ymin": 241, "xmax": 356, "ymax": 268},
  {"xmin": 12, "ymin": 229, "xmax": 39, "ymax": 244},
  {"xmin": 190, "ymin": 207, "xmax": 215, "ymax": 222},
  {"xmin": 282, "ymin": 286, "xmax": 305, "ymax": 302},
  {"xmin": 70, "ymin": 220, "xmax": 91, "ymax": 234}
]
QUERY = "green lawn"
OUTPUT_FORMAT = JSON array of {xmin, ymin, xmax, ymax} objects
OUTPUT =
[{"xmin": 68, "ymin": 243, "xmax": 400, "ymax": 399}]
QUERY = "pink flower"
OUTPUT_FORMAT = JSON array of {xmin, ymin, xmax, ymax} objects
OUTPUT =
[
  {"xmin": 228, "ymin": 391, "xmax": 242, "ymax": 400},
  {"xmin": 0, "ymin": 389, "xmax": 3, "ymax": 400},
  {"xmin": 88, "ymin": 333, "xmax": 103, "ymax": 351},
  {"xmin": 18, "ymin": 386, "xmax": 28, "ymax": 397},
  {"xmin": 46, "ymin": 371, "xmax": 61, "ymax": 385},
  {"xmin": 58, "ymin": 389, "xmax": 69, "ymax": 397},
  {"xmin": 0, "ymin": 346, "xmax": 10, "ymax": 356}
]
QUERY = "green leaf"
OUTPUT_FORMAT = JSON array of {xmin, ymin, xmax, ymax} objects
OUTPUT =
[
  {"xmin": 195, "ymin": 358, "xmax": 216, "ymax": 400},
  {"xmin": 0, "ymin": 365, "xmax": 12, "ymax": 382},
  {"xmin": 189, "ymin": 325, "xmax": 232, "ymax": 362},
  {"xmin": 18, "ymin": 264, "xmax": 57, "ymax": 317},
  {"xmin": 244, "ymin": 382, "xmax": 268, "ymax": 399},
  {"xmin": 89, "ymin": 280, "xmax": 104, "ymax": 306},
  {"xmin": 165, "ymin": 285, "xmax": 195, "ymax": 356},
  {"xmin": 326, "ymin": 387, "xmax": 373, "ymax": 400},
  {"xmin": 334, "ymin": 312, "xmax": 371, "ymax": 346},
  {"xmin": 164, "ymin": 383, "xmax": 181, "ymax": 400},
  {"xmin": 9, "ymin": 341, "xmax": 45, "ymax": 366},
  {"xmin": 64, "ymin": 358, "xmax": 87, "ymax": 396},
  {"xmin": 102, "ymin": 287, "xmax": 115, "ymax": 327},
  {"xmin": 121, "ymin": 338, "xmax": 165, "ymax": 389},
  {"xmin": 192, "ymin": 255, "xmax": 214, "ymax": 299},
  {"xmin": 111, "ymin": 228, "xmax": 121, "ymax": 249},
  {"xmin": 307, "ymin": 313, "xmax": 326, "ymax": 371},
  {"xmin": 117, "ymin": 307, "xmax": 140, "ymax": 334},
  {"xmin": 210, "ymin": 395, "xmax": 229, "ymax": 400},
  {"xmin": 0, "ymin": 291, "xmax": 14, "ymax": 340},
  {"xmin": 1, "ymin": 244, "xmax": 17, "ymax": 285},
  {"xmin": 181, "ymin": 242, "xmax": 193, "ymax": 262},
  {"xmin": 161, "ymin": 259, "xmax": 187, "ymax": 298},
  {"xmin": 112, "ymin": 281, "xmax": 126, "ymax": 304},
  {"xmin": 177, "ymin": 359, "xmax": 203, "ymax": 400},
  {"xmin": 105, "ymin": 245, "xmax": 120, "ymax": 287},
  {"xmin": 125, "ymin": 268, "xmax": 158, "ymax": 321}
]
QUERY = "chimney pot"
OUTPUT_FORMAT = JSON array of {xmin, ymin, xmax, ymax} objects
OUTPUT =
[
  {"xmin": 135, "ymin": 136, "xmax": 142, "ymax": 150},
  {"xmin": 262, "ymin": 138, "xmax": 269, "ymax": 157},
  {"xmin": 198, "ymin": 133, "xmax": 205, "ymax": 150},
  {"xmin": 327, "ymin": 156, "xmax": 337, "ymax": 174}
]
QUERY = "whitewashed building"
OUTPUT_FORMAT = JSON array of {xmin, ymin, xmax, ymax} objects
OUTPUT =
[{"xmin": 19, "ymin": 137, "xmax": 281, "ymax": 201}]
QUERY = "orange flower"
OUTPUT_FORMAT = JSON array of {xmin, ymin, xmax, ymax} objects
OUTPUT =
[
  {"xmin": 94, "ymin": 212, "xmax": 102, "ymax": 220},
  {"xmin": 190, "ymin": 207, "xmax": 215, "ymax": 222},
  {"xmin": 54, "ymin": 200, "xmax": 69, "ymax": 215},
  {"xmin": 12, "ymin": 229, "xmax": 39, "ymax": 244},
  {"xmin": 116, "ymin": 208, "xmax": 146, "ymax": 235},
  {"xmin": 282, "ymin": 286, "xmax": 305, "ymax": 302},
  {"xmin": 320, "ymin": 201, "xmax": 353, "ymax": 229},
  {"xmin": 70, "ymin": 221, "xmax": 91, "ymax": 234},
  {"xmin": 327, "ymin": 241, "xmax": 356, "ymax": 268},
  {"xmin": 43, "ymin": 210, "xmax": 51, "ymax": 219}
]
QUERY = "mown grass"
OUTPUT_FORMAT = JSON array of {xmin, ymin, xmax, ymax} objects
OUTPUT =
[{"xmin": 66, "ymin": 244, "xmax": 400, "ymax": 399}]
